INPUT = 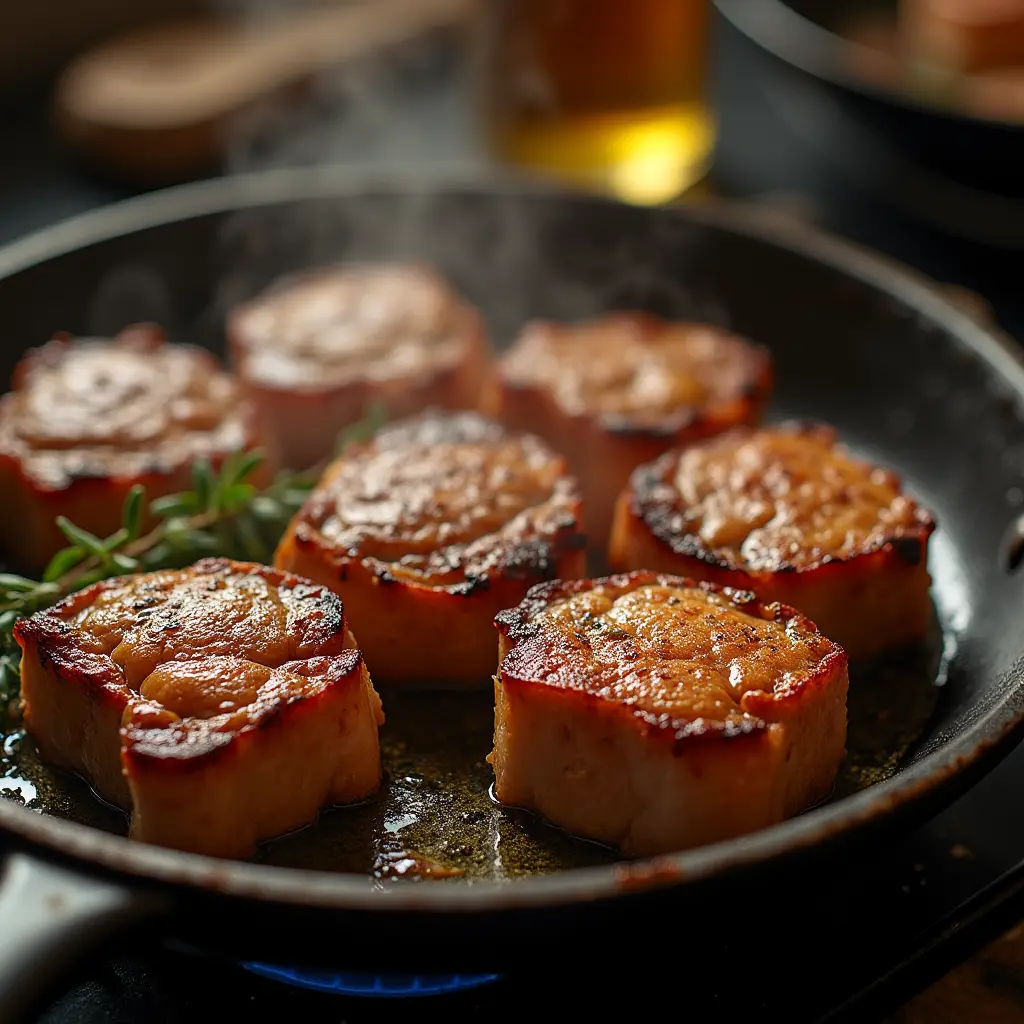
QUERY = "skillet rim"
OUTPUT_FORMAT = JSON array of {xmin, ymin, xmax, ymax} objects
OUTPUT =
[
  {"xmin": 0, "ymin": 165, "xmax": 1021, "ymax": 911},
  {"xmin": 711, "ymin": 0, "xmax": 1024, "ymax": 135}
]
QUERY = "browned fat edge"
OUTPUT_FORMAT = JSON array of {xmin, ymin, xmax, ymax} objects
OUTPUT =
[
  {"xmin": 495, "ymin": 570, "xmax": 784, "ymax": 641},
  {"xmin": 627, "ymin": 428, "xmax": 936, "ymax": 574},
  {"xmin": 15, "ymin": 558, "xmax": 349, "ymax": 683},
  {"xmin": 15, "ymin": 612, "xmax": 127, "ymax": 706},
  {"xmin": 190, "ymin": 558, "xmax": 349, "ymax": 639},
  {"xmin": 505, "ymin": 315, "xmax": 772, "ymax": 439},
  {"xmin": 122, "ymin": 649, "xmax": 366, "ymax": 773},
  {"xmin": 495, "ymin": 569, "xmax": 834, "ymax": 751}
]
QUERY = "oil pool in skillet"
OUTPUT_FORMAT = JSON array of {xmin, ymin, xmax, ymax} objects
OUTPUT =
[{"xmin": 0, "ymin": 615, "xmax": 944, "ymax": 877}]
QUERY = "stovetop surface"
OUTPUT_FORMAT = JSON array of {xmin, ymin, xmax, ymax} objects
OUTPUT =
[{"xmin": 4, "ymin": 24, "xmax": 1024, "ymax": 1020}]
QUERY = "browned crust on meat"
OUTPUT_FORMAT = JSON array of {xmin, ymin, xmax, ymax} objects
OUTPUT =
[
  {"xmin": 488, "ymin": 312, "xmax": 773, "ymax": 438},
  {"xmin": 14, "ymin": 558, "xmax": 355, "ymax": 775},
  {"xmin": 278, "ymin": 411, "xmax": 586, "ymax": 598},
  {"xmin": 274, "ymin": 410, "xmax": 587, "ymax": 686},
  {"xmin": 0, "ymin": 324, "xmax": 265, "ymax": 491},
  {"xmin": 121, "ymin": 650, "xmax": 365, "ymax": 768},
  {"xmin": 482, "ymin": 313, "xmax": 772, "ymax": 546},
  {"xmin": 226, "ymin": 264, "xmax": 493, "ymax": 470},
  {"xmin": 615, "ymin": 422, "xmax": 935, "ymax": 575},
  {"xmin": 495, "ymin": 570, "xmax": 847, "ymax": 749},
  {"xmin": 0, "ymin": 325, "xmax": 269, "ymax": 571},
  {"xmin": 228, "ymin": 263, "xmax": 486, "ymax": 393}
]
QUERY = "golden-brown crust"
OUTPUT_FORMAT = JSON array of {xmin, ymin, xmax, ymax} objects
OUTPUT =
[
  {"xmin": 494, "ymin": 313, "xmax": 772, "ymax": 430},
  {"xmin": 15, "ymin": 557, "xmax": 353, "ymax": 760},
  {"xmin": 608, "ymin": 423, "xmax": 936, "ymax": 659},
  {"xmin": 120, "ymin": 650, "xmax": 364, "ymax": 766},
  {"xmin": 620, "ymin": 422, "xmax": 934, "ymax": 572},
  {"xmin": 490, "ymin": 570, "xmax": 848, "ymax": 855},
  {"xmin": 495, "ymin": 571, "xmax": 844, "ymax": 744},
  {"xmin": 227, "ymin": 263, "xmax": 493, "ymax": 470},
  {"xmin": 0, "ymin": 324, "xmax": 268, "ymax": 570},
  {"xmin": 482, "ymin": 312, "xmax": 772, "ymax": 545},
  {"xmin": 275, "ymin": 410, "xmax": 587, "ymax": 686},
  {"xmin": 15, "ymin": 557, "xmax": 384, "ymax": 857}
]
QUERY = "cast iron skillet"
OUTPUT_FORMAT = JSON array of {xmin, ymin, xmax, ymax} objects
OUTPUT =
[
  {"xmin": 713, "ymin": 0, "xmax": 1024, "ymax": 248},
  {"xmin": 0, "ymin": 168, "xmax": 1022, "ymax": 1019}
]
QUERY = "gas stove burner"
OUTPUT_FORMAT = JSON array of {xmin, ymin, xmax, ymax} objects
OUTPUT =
[{"xmin": 241, "ymin": 962, "xmax": 502, "ymax": 998}]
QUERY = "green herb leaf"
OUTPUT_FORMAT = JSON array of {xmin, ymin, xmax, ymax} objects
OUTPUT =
[
  {"xmin": 104, "ymin": 528, "xmax": 130, "ymax": 552},
  {"xmin": 29, "ymin": 583, "xmax": 61, "ymax": 603},
  {"xmin": 223, "ymin": 449, "xmax": 266, "ymax": 488},
  {"xmin": 248, "ymin": 496, "xmax": 283, "ymax": 521},
  {"xmin": 42, "ymin": 545, "xmax": 85, "ymax": 583},
  {"xmin": 0, "ymin": 574, "xmax": 38, "ymax": 594},
  {"xmin": 111, "ymin": 553, "xmax": 140, "ymax": 574},
  {"xmin": 150, "ymin": 494, "xmax": 200, "ymax": 518},
  {"xmin": 233, "ymin": 513, "xmax": 268, "ymax": 562},
  {"xmin": 55, "ymin": 518, "xmax": 109, "ymax": 561},
  {"xmin": 123, "ymin": 485, "xmax": 145, "ymax": 540},
  {"xmin": 191, "ymin": 460, "xmax": 214, "ymax": 510},
  {"xmin": 219, "ymin": 482, "xmax": 257, "ymax": 512}
]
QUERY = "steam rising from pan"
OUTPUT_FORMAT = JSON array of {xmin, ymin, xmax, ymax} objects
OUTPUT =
[
  {"xmin": 207, "ymin": 189, "xmax": 735, "ymax": 358},
  {"xmin": 214, "ymin": 0, "xmax": 472, "ymax": 176},
  {"xmin": 78, "ymin": 0, "xmax": 735, "ymax": 349}
]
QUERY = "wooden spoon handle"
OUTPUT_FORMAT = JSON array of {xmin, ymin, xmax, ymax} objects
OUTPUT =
[{"xmin": 54, "ymin": 0, "xmax": 469, "ymax": 181}]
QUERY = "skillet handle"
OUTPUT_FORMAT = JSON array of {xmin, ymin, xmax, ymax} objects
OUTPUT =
[{"xmin": 0, "ymin": 851, "xmax": 162, "ymax": 1022}]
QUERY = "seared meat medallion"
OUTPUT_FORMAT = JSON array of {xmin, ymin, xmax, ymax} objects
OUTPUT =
[
  {"xmin": 490, "ymin": 571, "xmax": 848, "ymax": 856},
  {"xmin": 0, "ymin": 324, "xmax": 266, "ymax": 571},
  {"xmin": 609, "ymin": 424, "xmax": 936, "ymax": 660},
  {"xmin": 482, "ymin": 312, "xmax": 772, "ymax": 543},
  {"xmin": 275, "ymin": 411, "xmax": 587, "ymax": 687},
  {"xmin": 228, "ymin": 263, "xmax": 491, "ymax": 470},
  {"xmin": 15, "ymin": 558, "xmax": 384, "ymax": 859}
]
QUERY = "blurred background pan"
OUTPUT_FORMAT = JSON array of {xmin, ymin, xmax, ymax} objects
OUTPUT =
[{"xmin": 712, "ymin": 0, "xmax": 1024, "ymax": 250}]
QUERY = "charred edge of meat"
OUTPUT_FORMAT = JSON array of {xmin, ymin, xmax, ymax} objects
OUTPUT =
[
  {"xmin": 495, "ymin": 571, "xmax": 799, "ymax": 649},
  {"xmin": 17, "ymin": 559, "xmax": 350, "ymax": 689},
  {"xmin": 296, "ymin": 502, "xmax": 584, "ymax": 594},
  {"xmin": 627, "ymin": 450, "xmax": 935, "ymax": 575},
  {"xmin": 123, "ymin": 650, "xmax": 367, "ymax": 768},
  {"xmin": 370, "ymin": 531, "xmax": 578, "ymax": 595}
]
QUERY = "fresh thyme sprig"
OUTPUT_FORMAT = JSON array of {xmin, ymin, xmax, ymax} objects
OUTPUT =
[
  {"xmin": 0, "ymin": 402, "xmax": 389, "ymax": 711},
  {"xmin": 0, "ymin": 452, "xmax": 317, "ymax": 707}
]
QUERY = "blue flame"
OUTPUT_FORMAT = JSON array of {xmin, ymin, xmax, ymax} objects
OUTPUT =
[{"xmin": 241, "ymin": 963, "xmax": 501, "ymax": 998}]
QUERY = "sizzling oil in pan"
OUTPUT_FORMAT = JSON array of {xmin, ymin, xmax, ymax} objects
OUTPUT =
[{"xmin": 0, "ymin": 618, "xmax": 944, "ymax": 881}]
